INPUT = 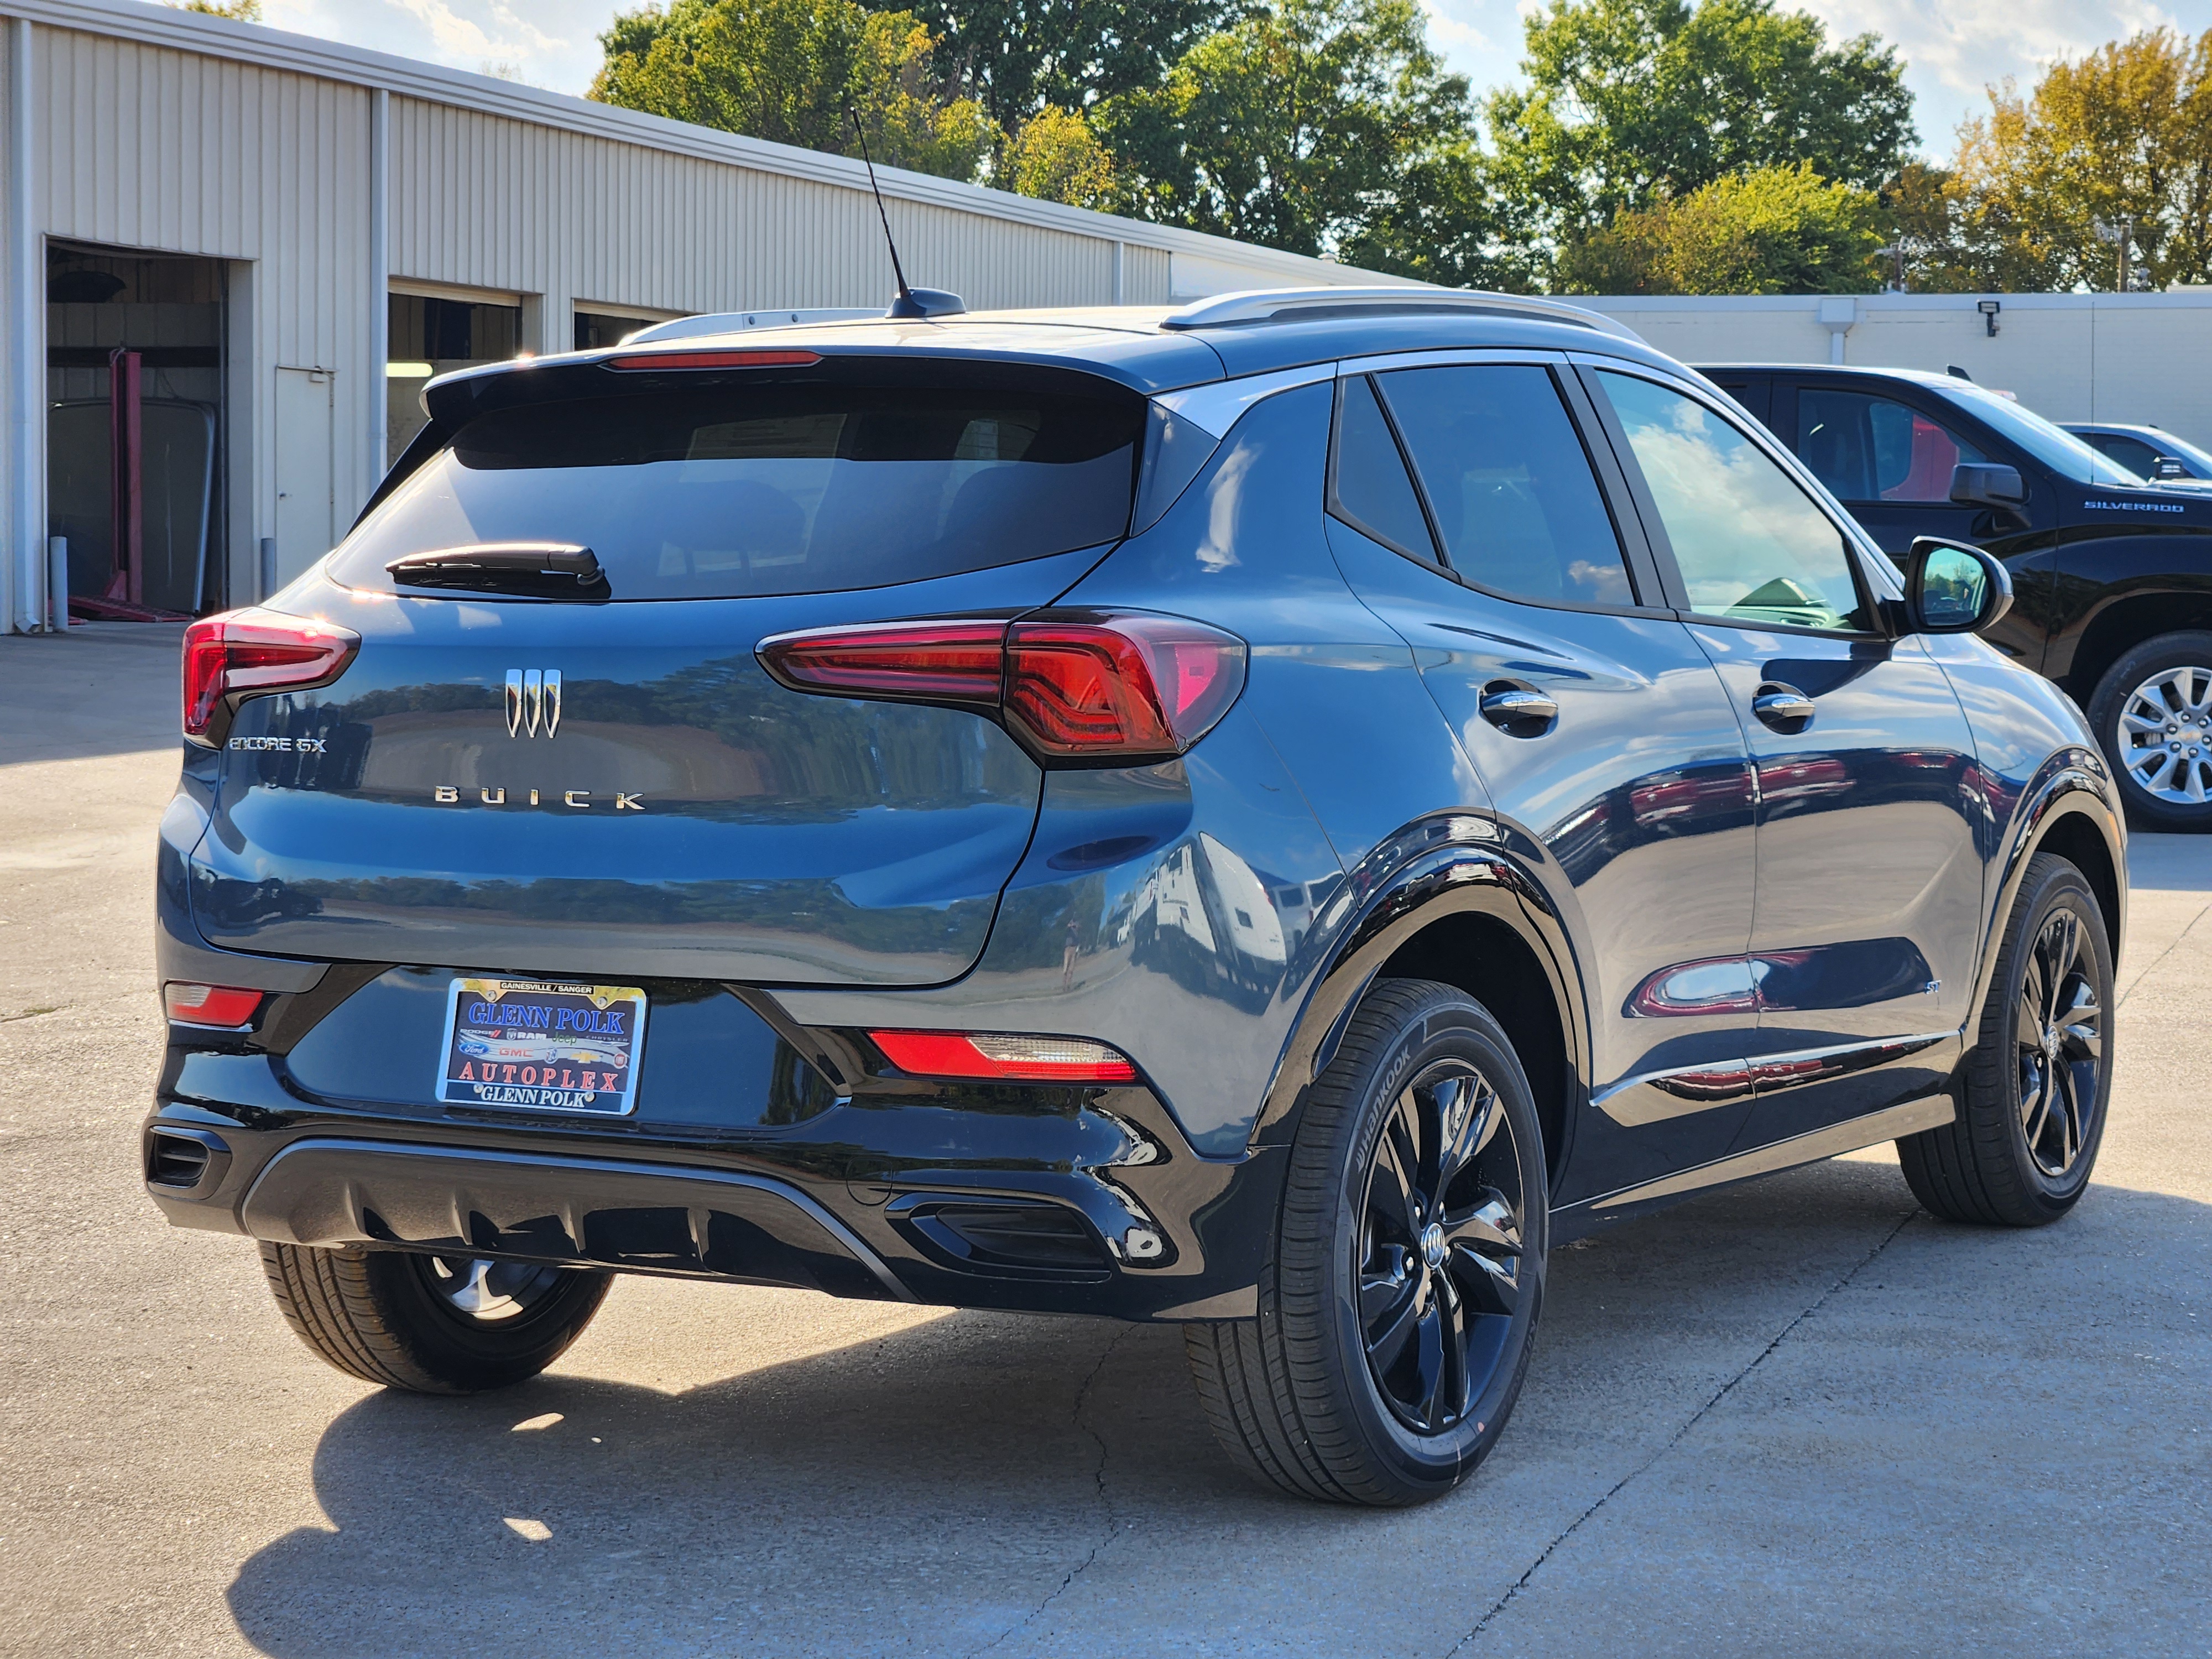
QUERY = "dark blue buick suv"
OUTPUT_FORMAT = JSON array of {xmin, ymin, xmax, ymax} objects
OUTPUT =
[{"xmin": 147, "ymin": 289, "xmax": 2125, "ymax": 1506}]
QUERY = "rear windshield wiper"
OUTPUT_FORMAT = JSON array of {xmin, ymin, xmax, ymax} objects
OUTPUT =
[{"xmin": 385, "ymin": 542, "xmax": 609, "ymax": 600}]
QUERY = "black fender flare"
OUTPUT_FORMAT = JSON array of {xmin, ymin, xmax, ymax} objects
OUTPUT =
[
  {"xmin": 1961, "ymin": 746, "xmax": 2127, "ymax": 1045},
  {"xmin": 1248, "ymin": 821, "xmax": 1590, "ymax": 1183}
]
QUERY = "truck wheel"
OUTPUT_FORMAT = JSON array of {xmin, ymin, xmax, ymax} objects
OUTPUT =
[
  {"xmin": 1898, "ymin": 853, "xmax": 2112, "ymax": 1227},
  {"xmin": 2089, "ymin": 631, "xmax": 2212, "ymax": 830},
  {"xmin": 259, "ymin": 1242, "xmax": 611, "ymax": 1392},
  {"xmin": 1186, "ymin": 979, "xmax": 1546, "ymax": 1506}
]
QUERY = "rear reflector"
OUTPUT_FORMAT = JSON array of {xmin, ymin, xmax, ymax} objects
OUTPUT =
[
  {"xmin": 182, "ymin": 608, "xmax": 359, "ymax": 745},
  {"xmin": 870, "ymin": 1030, "xmax": 1139, "ymax": 1083},
  {"xmin": 759, "ymin": 611, "xmax": 1245, "ymax": 763},
  {"xmin": 607, "ymin": 349, "xmax": 822, "ymax": 372},
  {"xmin": 164, "ymin": 983, "xmax": 265, "ymax": 1028}
]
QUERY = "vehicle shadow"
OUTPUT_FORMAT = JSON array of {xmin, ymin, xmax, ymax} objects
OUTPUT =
[{"xmin": 223, "ymin": 1154, "xmax": 2204, "ymax": 1658}]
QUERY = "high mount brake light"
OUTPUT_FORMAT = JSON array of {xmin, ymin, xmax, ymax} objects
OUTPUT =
[
  {"xmin": 163, "ymin": 983, "xmax": 266, "ymax": 1028},
  {"xmin": 606, "ymin": 349, "xmax": 823, "ymax": 372},
  {"xmin": 182, "ymin": 608, "xmax": 361, "ymax": 747},
  {"xmin": 757, "ymin": 612, "xmax": 1246, "ymax": 763},
  {"xmin": 870, "ymin": 1030, "xmax": 1139, "ymax": 1084}
]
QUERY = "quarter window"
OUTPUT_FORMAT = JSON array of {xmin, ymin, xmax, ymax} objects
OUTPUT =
[
  {"xmin": 1329, "ymin": 375, "xmax": 1439, "ymax": 564},
  {"xmin": 1795, "ymin": 389, "xmax": 1984, "ymax": 504},
  {"xmin": 1376, "ymin": 365, "xmax": 1637, "ymax": 608},
  {"xmin": 1599, "ymin": 371, "xmax": 1870, "ymax": 633}
]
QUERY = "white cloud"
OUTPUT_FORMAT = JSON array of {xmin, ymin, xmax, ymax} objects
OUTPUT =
[
  {"xmin": 262, "ymin": 0, "xmax": 608, "ymax": 92},
  {"xmin": 1793, "ymin": 0, "xmax": 2195, "ymax": 149}
]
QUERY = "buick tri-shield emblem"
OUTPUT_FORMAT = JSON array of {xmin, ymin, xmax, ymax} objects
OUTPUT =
[{"xmin": 505, "ymin": 669, "xmax": 562, "ymax": 738}]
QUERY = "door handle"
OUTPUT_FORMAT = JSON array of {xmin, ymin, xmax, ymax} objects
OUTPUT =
[
  {"xmin": 1479, "ymin": 685, "xmax": 1559, "ymax": 735},
  {"xmin": 1752, "ymin": 683, "xmax": 1815, "ymax": 734}
]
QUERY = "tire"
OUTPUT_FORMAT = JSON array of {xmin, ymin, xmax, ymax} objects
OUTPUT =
[
  {"xmin": 1186, "ymin": 979, "xmax": 1547, "ymax": 1506},
  {"xmin": 2088, "ymin": 630, "xmax": 2212, "ymax": 831},
  {"xmin": 1898, "ymin": 852, "xmax": 2113, "ymax": 1227},
  {"xmin": 259, "ymin": 1242, "xmax": 612, "ymax": 1393}
]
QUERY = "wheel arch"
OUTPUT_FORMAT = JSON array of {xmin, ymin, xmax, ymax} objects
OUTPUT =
[
  {"xmin": 1966, "ymin": 752, "xmax": 2126, "ymax": 1040},
  {"xmin": 1252, "ymin": 836, "xmax": 1587, "ymax": 1193},
  {"xmin": 2065, "ymin": 588, "xmax": 2212, "ymax": 704}
]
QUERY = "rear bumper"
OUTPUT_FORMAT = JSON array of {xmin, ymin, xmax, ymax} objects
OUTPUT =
[{"xmin": 143, "ymin": 1066, "xmax": 1277, "ymax": 1323}]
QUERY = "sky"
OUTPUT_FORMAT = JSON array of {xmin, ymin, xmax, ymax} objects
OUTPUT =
[{"xmin": 262, "ymin": 0, "xmax": 2209, "ymax": 158}]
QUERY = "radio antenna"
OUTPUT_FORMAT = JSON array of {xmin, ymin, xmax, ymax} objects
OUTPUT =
[{"xmin": 849, "ymin": 108, "xmax": 923, "ymax": 319}]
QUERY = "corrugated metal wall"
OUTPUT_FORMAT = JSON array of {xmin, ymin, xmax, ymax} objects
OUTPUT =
[
  {"xmin": 36, "ymin": 23, "xmax": 374, "ymax": 596},
  {"xmin": 390, "ymin": 101, "xmax": 1156, "ymax": 326}
]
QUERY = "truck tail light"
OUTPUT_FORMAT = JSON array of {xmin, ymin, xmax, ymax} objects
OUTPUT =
[
  {"xmin": 164, "ymin": 983, "xmax": 265, "ymax": 1028},
  {"xmin": 182, "ymin": 608, "xmax": 359, "ymax": 745},
  {"xmin": 870, "ymin": 1030, "xmax": 1139, "ymax": 1084},
  {"xmin": 758, "ymin": 611, "xmax": 1245, "ymax": 763}
]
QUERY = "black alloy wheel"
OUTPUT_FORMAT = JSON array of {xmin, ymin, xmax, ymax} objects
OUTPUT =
[
  {"xmin": 1357, "ymin": 1060, "xmax": 1526, "ymax": 1435},
  {"xmin": 2014, "ymin": 906, "xmax": 2105, "ymax": 1180},
  {"xmin": 1900, "ymin": 851, "xmax": 2114, "ymax": 1227},
  {"xmin": 1185, "ymin": 979, "xmax": 1546, "ymax": 1506}
]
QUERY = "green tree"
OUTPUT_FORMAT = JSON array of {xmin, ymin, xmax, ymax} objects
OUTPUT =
[
  {"xmin": 1558, "ymin": 161, "xmax": 1881, "ymax": 293},
  {"xmin": 170, "ymin": 0, "xmax": 263, "ymax": 17},
  {"xmin": 1005, "ymin": 105, "xmax": 1120, "ymax": 208},
  {"xmin": 1488, "ymin": 0, "xmax": 1914, "ymax": 254},
  {"xmin": 1943, "ymin": 29, "xmax": 2212, "ymax": 291},
  {"xmin": 862, "ymin": 1, "xmax": 1233, "ymax": 133},
  {"xmin": 1097, "ymin": 0, "xmax": 1503, "ymax": 275},
  {"xmin": 592, "ymin": 0, "xmax": 997, "ymax": 182}
]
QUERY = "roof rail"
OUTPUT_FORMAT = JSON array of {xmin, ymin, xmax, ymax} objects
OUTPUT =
[
  {"xmin": 1159, "ymin": 286, "xmax": 1642, "ymax": 342},
  {"xmin": 625, "ymin": 308, "xmax": 881, "ymax": 343}
]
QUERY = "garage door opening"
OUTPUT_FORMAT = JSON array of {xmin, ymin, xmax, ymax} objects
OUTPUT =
[{"xmin": 46, "ymin": 241, "xmax": 229, "ymax": 619}]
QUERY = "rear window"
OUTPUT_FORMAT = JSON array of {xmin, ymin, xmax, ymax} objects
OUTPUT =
[{"xmin": 330, "ymin": 378, "xmax": 1146, "ymax": 599}]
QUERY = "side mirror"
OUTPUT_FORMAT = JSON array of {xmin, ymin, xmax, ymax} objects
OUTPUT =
[
  {"xmin": 1949, "ymin": 462, "xmax": 2027, "ymax": 509},
  {"xmin": 2154, "ymin": 456, "xmax": 2188, "ymax": 479},
  {"xmin": 1901, "ymin": 537, "xmax": 2013, "ymax": 634}
]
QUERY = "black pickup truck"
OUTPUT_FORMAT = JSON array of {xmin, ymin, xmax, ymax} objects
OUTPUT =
[{"xmin": 1699, "ymin": 363, "xmax": 2212, "ymax": 830}]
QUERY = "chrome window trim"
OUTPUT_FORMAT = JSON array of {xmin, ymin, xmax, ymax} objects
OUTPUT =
[{"xmin": 1153, "ymin": 363, "xmax": 1336, "ymax": 441}]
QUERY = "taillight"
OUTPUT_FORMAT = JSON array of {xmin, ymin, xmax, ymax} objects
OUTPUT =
[
  {"xmin": 870, "ymin": 1030, "xmax": 1139, "ymax": 1083},
  {"xmin": 758, "ymin": 611, "xmax": 1245, "ymax": 763},
  {"xmin": 164, "ymin": 983, "xmax": 265, "ymax": 1028},
  {"xmin": 182, "ymin": 608, "xmax": 359, "ymax": 746}
]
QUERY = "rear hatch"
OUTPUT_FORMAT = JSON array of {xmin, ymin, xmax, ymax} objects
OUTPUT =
[{"xmin": 187, "ymin": 352, "xmax": 1152, "ymax": 985}]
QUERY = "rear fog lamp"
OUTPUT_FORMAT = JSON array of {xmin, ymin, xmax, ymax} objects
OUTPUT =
[
  {"xmin": 870, "ymin": 1030, "xmax": 1138, "ymax": 1083},
  {"xmin": 164, "ymin": 983, "xmax": 265, "ymax": 1029}
]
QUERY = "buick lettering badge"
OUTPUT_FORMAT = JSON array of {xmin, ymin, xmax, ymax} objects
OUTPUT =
[{"xmin": 429, "ymin": 667, "xmax": 644, "ymax": 808}]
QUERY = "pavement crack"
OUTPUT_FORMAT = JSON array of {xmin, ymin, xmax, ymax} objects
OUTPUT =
[
  {"xmin": 2117, "ymin": 898, "xmax": 2211, "ymax": 1009},
  {"xmin": 1443, "ymin": 1207, "xmax": 1918, "ymax": 1656},
  {"xmin": 967, "ymin": 1325, "xmax": 1134, "ymax": 1658}
]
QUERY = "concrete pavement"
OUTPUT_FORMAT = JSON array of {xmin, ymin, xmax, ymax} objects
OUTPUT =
[{"xmin": 1, "ymin": 626, "xmax": 2206, "ymax": 1656}]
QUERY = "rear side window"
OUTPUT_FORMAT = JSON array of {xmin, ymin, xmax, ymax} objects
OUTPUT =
[
  {"xmin": 1795, "ymin": 389, "xmax": 1984, "ymax": 503},
  {"xmin": 330, "ymin": 378, "xmax": 1146, "ymax": 599},
  {"xmin": 1376, "ymin": 365, "xmax": 1637, "ymax": 609},
  {"xmin": 1328, "ymin": 375, "xmax": 1439, "ymax": 563}
]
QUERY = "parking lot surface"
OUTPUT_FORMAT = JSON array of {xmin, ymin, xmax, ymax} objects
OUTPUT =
[{"xmin": 2, "ymin": 627, "xmax": 2206, "ymax": 1657}]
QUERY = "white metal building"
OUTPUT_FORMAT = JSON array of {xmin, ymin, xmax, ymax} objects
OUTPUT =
[
  {"xmin": 1574, "ymin": 291, "xmax": 2212, "ymax": 451},
  {"xmin": 0, "ymin": 0, "xmax": 1411, "ymax": 634}
]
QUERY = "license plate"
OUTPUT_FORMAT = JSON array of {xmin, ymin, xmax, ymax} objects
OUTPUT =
[{"xmin": 437, "ymin": 978, "xmax": 648, "ymax": 1115}]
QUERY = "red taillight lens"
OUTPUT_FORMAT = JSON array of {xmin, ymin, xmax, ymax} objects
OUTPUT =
[
  {"xmin": 870, "ymin": 1030, "xmax": 1139, "ymax": 1083},
  {"xmin": 1005, "ymin": 617, "xmax": 1243, "ymax": 759},
  {"xmin": 759, "ymin": 620, "xmax": 1007, "ymax": 705},
  {"xmin": 757, "ymin": 612, "xmax": 1245, "ymax": 763},
  {"xmin": 182, "ymin": 608, "xmax": 360, "ymax": 745},
  {"xmin": 607, "ymin": 349, "xmax": 822, "ymax": 371},
  {"xmin": 163, "ymin": 983, "xmax": 265, "ymax": 1027}
]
